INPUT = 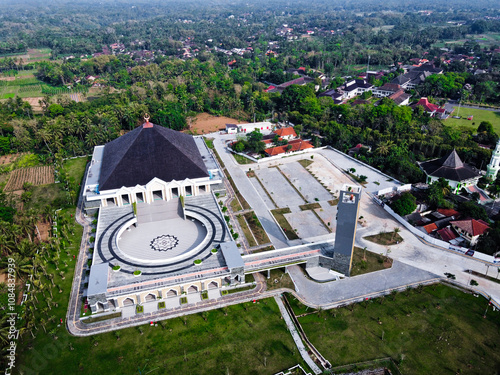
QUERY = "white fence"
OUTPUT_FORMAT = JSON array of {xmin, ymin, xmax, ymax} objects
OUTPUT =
[
  {"xmin": 229, "ymin": 147, "xmax": 317, "ymax": 164},
  {"xmin": 377, "ymin": 184, "xmax": 411, "ymax": 196}
]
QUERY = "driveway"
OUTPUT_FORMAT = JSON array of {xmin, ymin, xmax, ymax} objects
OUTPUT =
[
  {"xmin": 213, "ymin": 134, "xmax": 289, "ymax": 249},
  {"xmin": 288, "ymin": 262, "xmax": 439, "ymax": 308}
]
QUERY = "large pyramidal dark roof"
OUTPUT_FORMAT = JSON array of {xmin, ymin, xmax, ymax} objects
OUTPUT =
[
  {"xmin": 420, "ymin": 150, "xmax": 479, "ymax": 182},
  {"xmin": 99, "ymin": 123, "xmax": 208, "ymax": 190}
]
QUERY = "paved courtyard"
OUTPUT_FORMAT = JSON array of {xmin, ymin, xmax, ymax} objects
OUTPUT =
[
  {"xmin": 279, "ymin": 162, "xmax": 332, "ymax": 202},
  {"xmin": 317, "ymin": 148, "xmax": 401, "ymax": 194},
  {"xmin": 284, "ymin": 210, "xmax": 330, "ymax": 239},
  {"xmin": 254, "ymin": 167, "xmax": 305, "ymax": 207},
  {"xmin": 118, "ymin": 216, "xmax": 207, "ymax": 264}
]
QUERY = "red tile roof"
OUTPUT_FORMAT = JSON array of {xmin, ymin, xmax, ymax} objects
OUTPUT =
[
  {"xmin": 451, "ymin": 219, "xmax": 490, "ymax": 237},
  {"xmin": 437, "ymin": 208, "xmax": 459, "ymax": 217},
  {"xmin": 274, "ymin": 127, "xmax": 297, "ymax": 138},
  {"xmin": 437, "ymin": 227, "xmax": 458, "ymax": 242},
  {"xmin": 423, "ymin": 223, "xmax": 438, "ymax": 234},
  {"xmin": 415, "ymin": 97, "xmax": 441, "ymax": 113},
  {"xmin": 264, "ymin": 139, "xmax": 313, "ymax": 156}
]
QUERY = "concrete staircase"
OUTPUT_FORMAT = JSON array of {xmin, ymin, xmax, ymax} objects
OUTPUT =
[{"xmin": 136, "ymin": 199, "xmax": 181, "ymax": 224}]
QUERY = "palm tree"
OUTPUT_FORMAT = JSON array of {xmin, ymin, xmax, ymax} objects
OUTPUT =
[{"xmin": 375, "ymin": 140, "xmax": 394, "ymax": 156}]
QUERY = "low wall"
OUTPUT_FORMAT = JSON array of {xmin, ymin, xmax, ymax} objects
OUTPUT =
[
  {"xmin": 229, "ymin": 147, "xmax": 317, "ymax": 164},
  {"xmin": 372, "ymin": 194, "xmax": 499, "ymax": 264},
  {"xmin": 324, "ymin": 146, "xmax": 403, "ymax": 185}
]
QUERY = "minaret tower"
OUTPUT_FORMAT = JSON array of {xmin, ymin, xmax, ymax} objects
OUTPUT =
[{"xmin": 486, "ymin": 139, "xmax": 500, "ymax": 181}]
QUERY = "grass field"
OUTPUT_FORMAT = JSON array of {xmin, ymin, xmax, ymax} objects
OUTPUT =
[
  {"xmin": 0, "ymin": 48, "xmax": 51, "ymax": 62},
  {"xmin": 19, "ymin": 296, "xmax": 307, "ymax": 375},
  {"xmin": 291, "ymin": 284, "xmax": 500, "ymax": 374},
  {"xmin": 364, "ymin": 230, "xmax": 404, "ymax": 246},
  {"xmin": 64, "ymin": 157, "xmax": 88, "ymax": 184},
  {"xmin": 233, "ymin": 153, "xmax": 254, "ymax": 164},
  {"xmin": 445, "ymin": 107, "xmax": 500, "ymax": 134},
  {"xmin": 350, "ymin": 246, "xmax": 391, "ymax": 276}
]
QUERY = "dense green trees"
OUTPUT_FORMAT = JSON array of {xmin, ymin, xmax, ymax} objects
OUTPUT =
[{"xmin": 391, "ymin": 192, "xmax": 417, "ymax": 216}]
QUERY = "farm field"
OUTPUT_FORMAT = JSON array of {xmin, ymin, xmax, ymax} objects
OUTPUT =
[
  {"xmin": 4, "ymin": 166, "xmax": 54, "ymax": 191},
  {"xmin": 0, "ymin": 153, "xmax": 25, "ymax": 166},
  {"xmin": 0, "ymin": 48, "xmax": 51, "ymax": 63},
  {"xmin": 444, "ymin": 107, "xmax": 500, "ymax": 135},
  {"xmin": 186, "ymin": 112, "xmax": 245, "ymax": 134},
  {"xmin": 0, "ymin": 73, "xmax": 89, "ymax": 100},
  {"xmin": 432, "ymin": 33, "xmax": 500, "ymax": 49}
]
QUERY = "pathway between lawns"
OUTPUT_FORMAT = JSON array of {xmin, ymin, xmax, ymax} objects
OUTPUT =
[{"xmin": 274, "ymin": 296, "xmax": 322, "ymax": 375}]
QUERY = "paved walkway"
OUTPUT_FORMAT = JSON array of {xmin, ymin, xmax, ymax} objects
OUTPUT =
[
  {"xmin": 354, "ymin": 195, "xmax": 500, "ymax": 305},
  {"xmin": 289, "ymin": 263, "xmax": 439, "ymax": 308},
  {"xmin": 274, "ymin": 296, "xmax": 322, "ymax": 375},
  {"xmin": 213, "ymin": 135, "xmax": 289, "ymax": 249}
]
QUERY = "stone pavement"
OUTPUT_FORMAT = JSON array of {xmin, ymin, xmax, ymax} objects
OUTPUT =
[
  {"xmin": 317, "ymin": 148, "xmax": 401, "ymax": 194},
  {"xmin": 288, "ymin": 263, "xmax": 439, "ymax": 308},
  {"xmin": 354, "ymin": 194, "xmax": 500, "ymax": 305},
  {"xmin": 213, "ymin": 135, "xmax": 289, "ymax": 249}
]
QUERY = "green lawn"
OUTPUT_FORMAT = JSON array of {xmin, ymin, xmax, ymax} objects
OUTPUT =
[
  {"xmin": 294, "ymin": 284, "xmax": 500, "ymax": 375},
  {"xmin": 64, "ymin": 156, "xmax": 88, "ymax": 185},
  {"xmin": 350, "ymin": 246, "xmax": 391, "ymax": 276},
  {"xmin": 445, "ymin": 107, "xmax": 500, "ymax": 135},
  {"xmin": 25, "ymin": 183, "xmax": 69, "ymax": 211},
  {"xmin": 233, "ymin": 153, "xmax": 255, "ymax": 164},
  {"xmin": 19, "ymin": 297, "xmax": 307, "ymax": 374}
]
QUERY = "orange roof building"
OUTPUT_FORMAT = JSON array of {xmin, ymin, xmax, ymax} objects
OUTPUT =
[
  {"xmin": 264, "ymin": 139, "xmax": 313, "ymax": 156},
  {"xmin": 273, "ymin": 127, "xmax": 297, "ymax": 140}
]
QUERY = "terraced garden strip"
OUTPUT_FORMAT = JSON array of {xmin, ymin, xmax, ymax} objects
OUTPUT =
[
  {"xmin": 237, "ymin": 214, "xmax": 258, "ymax": 247},
  {"xmin": 328, "ymin": 198, "xmax": 339, "ymax": 206},
  {"xmin": 297, "ymin": 159, "xmax": 314, "ymax": 168},
  {"xmin": 299, "ymin": 202, "xmax": 321, "ymax": 211},
  {"xmin": 271, "ymin": 207, "xmax": 299, "ymax": 240},
  {"xmin": 243, "ymin": 211, "xmax": 271, "ymax": 245}
]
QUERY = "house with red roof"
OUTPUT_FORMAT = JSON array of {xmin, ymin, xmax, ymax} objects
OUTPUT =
[
  {"xmin": 412, "ymin": 97, "xmax": 447, "ymax": 118},
  {"xmin": 450, "ymin": 219, "xmax": 489, "ymax": 246},
  {"xmin": 273, "ymin": 127, "xmax": 297, "ymax": 140},
  {"xmin": 422, "ymin": 223, "xmax": 438, "ymax": 234},
  {"xmin": 437, "ymin": 227, "xmax": 459, "ymax": 243},
  {"xmin": 264, "ymin": 139, "xmax": 313, "ymax": 156}
]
